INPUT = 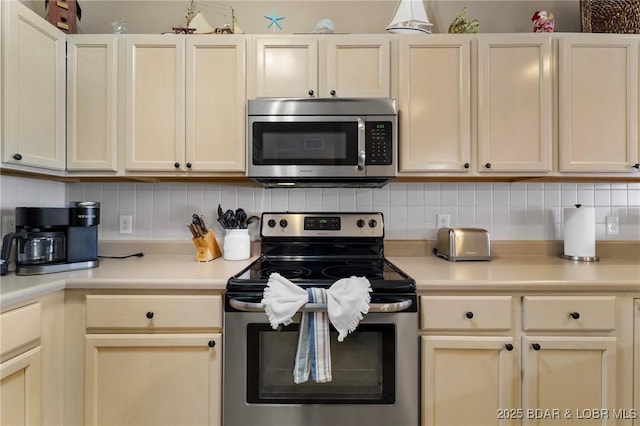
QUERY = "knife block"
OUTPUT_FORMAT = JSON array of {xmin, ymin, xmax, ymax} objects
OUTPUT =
[{"xmin": 192, "ymin": 231, "xmax": 222, "ymax": 262}]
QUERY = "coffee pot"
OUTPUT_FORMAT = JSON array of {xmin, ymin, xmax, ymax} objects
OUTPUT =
[{"xmin": 1, "ymin": 202, "xmax": 100, "ymax": 275}]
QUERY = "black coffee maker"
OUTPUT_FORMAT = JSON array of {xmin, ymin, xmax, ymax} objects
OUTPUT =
[{"xmin": 1, "ymin": 201, "xmax": 100, "ymax": 275}]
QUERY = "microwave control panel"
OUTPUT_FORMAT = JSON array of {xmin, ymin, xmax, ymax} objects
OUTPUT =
[{"xmin": 365, "ymin": 121, "xmax": 393, "ymax": 165}]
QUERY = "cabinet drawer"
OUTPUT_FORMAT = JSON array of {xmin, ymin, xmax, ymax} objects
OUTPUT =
[
  {"xmin": 420, "ymin": 296, "xmax": 513, "ymax": 331},
  {"xmin": 522, "ymin": 296, "xmax": 616, "ymax": 331},
  {"xmin": 0, "ymin": 302, "xmax": 41, "ymax": 358},
  {"xmin": 86, "ymin": 295, "xmax": 222, "ymax": 330}
]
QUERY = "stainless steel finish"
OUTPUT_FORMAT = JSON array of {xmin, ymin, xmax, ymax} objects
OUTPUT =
[
  {"xmin": 229, "ymin": 297, "xmax": 413, "ymax": 313},
  {"xmin": 357, "ymin": 117, "xmax": 366, "ymax": 170},
  {"xmin": 436, "ymin": 227, "xmax": 491, "ymax": 261},
  {"xmin": 223, "ymin": 310, "xmax": 419, "ymax": 426},
  {"xmin": 261, "ymin": 212, "xmax": 384, "ymax": 238},
  {"xmin": 559, "ymin": 254, "xmax": 600, "ymax": 262},
  {"xmin": 247, "ymin": 98, "xmax": 397, "ymax": 187},
  {"xmin": 15, "ymin": 259, "xmax": 99, "ymax": 276}
]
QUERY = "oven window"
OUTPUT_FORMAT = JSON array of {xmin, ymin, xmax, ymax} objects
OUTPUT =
[
  {"xmin": 252, "ymin": 122, "xmax": 358, "ymax": 165},
  {"xmin": 246, "ymin": 323, "xmax": 395, "ymax": 404}
]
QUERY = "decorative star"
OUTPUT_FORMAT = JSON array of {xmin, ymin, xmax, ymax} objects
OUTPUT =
[{"xmin": 264, "ymin": 8, "xmax": 285, "ymax": 30}]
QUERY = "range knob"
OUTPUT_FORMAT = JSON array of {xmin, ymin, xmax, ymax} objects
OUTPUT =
[
  {"xmin": 267, "ymin": 219, "xmax": 277, "ymax": 228},
  {"xmin": 368, "ymin": 219, "xmax": 378, "ymax": 228},
  {"xmin": 279, "ymin": 219, "xmax": 288, "ymax": 228},
  {"xmin": 356, "ymin": 219, "xmax": 365, "ymax": 228}
]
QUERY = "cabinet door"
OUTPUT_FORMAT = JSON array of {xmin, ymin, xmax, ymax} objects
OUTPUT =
[
  {"xmin": 398, "ymin": 36, "xmax": 472, "ymax": 173},
  {"xmin": 66, "ymin": 35, "xmax": 119, "ymax": 172},
  {"xmin": 124, "ymin": 35, "xmax": 186, "ymax": 172},
  {"xmin": 186, "ymin": 37, "xmax": 246, "ymax": 172},
  {"xmin": 0, "ymin": 347, "xmax": 42, "ymax": 426},
  {"xmin": 558, "ymin": 35, "xmax": 639, "ymax": 173},
  {"xmin": 85, "ymin": 334, "xmax": 222, "ymax": 426},
  {"xmin": 522, "ymin": 336, "xmax": 616, "ymax": 426},
  {"xmin": 324, "ymin": 36, "xmax": 390, "ymax": 98},
  {"xmin": 477, "ymin": 35, "xmax": 553, "ymax": 173},
  {"xmin": 254, "ymin": 36, "xmax": 318, "ymax": 98},
  {"xmin": 421, "ymin": 336, "xmax": 519, "ymax": 426},
  {"xmin": 635, "ymin": 300, "xmax": 640, "ymax": 426},
  {"xmin": 2, "ymin": 0, "xmax": 65, "ymax": 171}
]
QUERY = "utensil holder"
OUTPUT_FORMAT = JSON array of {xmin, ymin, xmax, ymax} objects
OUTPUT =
[
  {"xmin": 192, "ymin": 231, "xmax": 222, "ymax": 262},
  {"xmin": 223, "ymin": 228, "xmax": 250, "ymax": 260}
]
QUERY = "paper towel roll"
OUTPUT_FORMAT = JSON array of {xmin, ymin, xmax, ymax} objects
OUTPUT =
[{"xmin": 563, "ymin": 206, "xmax": 596, "ymax": 258}]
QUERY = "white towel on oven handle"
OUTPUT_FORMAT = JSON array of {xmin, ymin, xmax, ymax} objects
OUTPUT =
[{"xmin": 261, "ymin": 272, "xmax": 372, "ymax": 341}]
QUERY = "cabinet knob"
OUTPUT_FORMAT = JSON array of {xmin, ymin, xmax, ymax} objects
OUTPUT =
[
  {"xmin": 208, "ymin": 340, "xmax": 216, "ymax": 348},
  {"xmin": 463, "ymin": 162, "xmax": 470, "ymax": 169},
  {"xmin": 465, "ymin": 311, "xmax": 474, "ymax": 319},
  {"xmin": 484, "ymin": 163, "xmax": 492, "ymax": 169},
  {"xmin": 569, "ymin": 312, "xmax": 580, "ymax": 320},
  {"xmin": 505, "ymin": 343, "xmax": 514, "ymax": 351},
  {"xmin": 174, "ymin": 162, "xmax": 180, "ymax": 169},
  {"xmin": 633, "ymin": 163, "xmax": 640, "ymax": 169},
  {"xmin": 146, "ymin": 311, "xmax": 154, "ymax": 319},
  {"xmin": 330, "ymin": 90, "xmax": 336, "ymax": 96},
  {"xmin": 186, "ymin": 162, "xmax": 192, "ymax": 169},
  {"xmin": 13, "ymin": 153, "xmax": 22, "ymax": 161},
  {"xmin": 532, "ymin": 343, "xmax": 541, "ymax": 351},
  {"xmin": 308, "ymin": 89, "xmax": 314, "ymax": 97}
]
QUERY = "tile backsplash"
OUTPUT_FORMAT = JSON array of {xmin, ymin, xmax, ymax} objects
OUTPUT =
[{"xmin": 1, "ymin": 175, "xmax": 638, "ymax": 241}]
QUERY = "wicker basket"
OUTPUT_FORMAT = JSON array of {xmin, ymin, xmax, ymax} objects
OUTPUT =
[{"xmin": 580, "ymin": 0, "xmax": 640, "ymax": 33}]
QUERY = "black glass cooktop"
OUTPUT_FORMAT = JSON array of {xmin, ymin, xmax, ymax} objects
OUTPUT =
[{"xmin": 227, "ymin": 258, "xmax": 415, "ymax": 293}]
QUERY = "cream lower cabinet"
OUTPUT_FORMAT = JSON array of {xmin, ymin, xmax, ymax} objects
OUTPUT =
[
  {"xmin": 421, "ymin": 295, "xmax": 630, "ymax": 426},
  {"xmin": 81, "ymin": 294, "xmax": 223, "ymax": 426},
  {"xmin": 124, "ymin": 35, "xmax": 246, "ymax": 173},
  {"xmin": 420, "ymin": 296, "xmax": 519, "ymax": 426},
  {"xmin": 252, "ymin": 35, "xmax": 390, "ymax": 98},
  {"xmin": 0, "ymin": 302, "xmax": 43, "ymax": 426},
  {"xmin": 1, "ymin": 0, "xmax": 66, "ymax": 172},
  {"xmin": 558, "ymin": 35, "xmax": 639, "ymax": 174}
]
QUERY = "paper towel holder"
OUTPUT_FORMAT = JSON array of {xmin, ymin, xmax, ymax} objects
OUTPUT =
[{"xmin": 560, "ymin": 204, "xmax": 600, "ymax": 262}]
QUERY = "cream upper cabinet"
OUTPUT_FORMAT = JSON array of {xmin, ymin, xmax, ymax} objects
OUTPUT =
[
  {"xmin": 124, "ymin": 35, "xmax": 246, "ymax": 173},
  {"xmin": 477, "ymin": 35, "xmax": 553, "ymax": 173},
  {"xmin": 66, "ymin": 35, "xmax": 119, "ymax": 172},
  {"xmin": 124, "ymin": 35, "xmax": 186, "ymax": 172},
  {"xmin": 253, "ymin": 35, "xmax": 390, "ymax": 98},
  {"xmin": 1, "ymin": 0, "xmax": 66, "ymax": 172},
  {"xmin": 558, "ymin": 35, "xmax": 639, "ymax": 173},
  {"xmin": 185, "ymin": 36, "xmax": 246, "ymax": 172},
  {"xmin": 397, "ymin": 36, "xmax": 472, "ymax": 173}
]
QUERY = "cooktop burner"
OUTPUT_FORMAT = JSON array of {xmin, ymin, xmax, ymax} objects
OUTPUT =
[{"xmin": 226, "ymin": 212, "xmax": 416, "ymax": 295}]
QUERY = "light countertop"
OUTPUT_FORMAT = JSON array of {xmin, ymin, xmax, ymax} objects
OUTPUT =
[{"xmin": 1, "ymin": 254, "xmax": 638, "ymax": 310}]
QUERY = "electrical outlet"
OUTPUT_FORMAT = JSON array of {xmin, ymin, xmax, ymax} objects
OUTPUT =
[
  {"xmin": 436, "ymin": 214, "xmax": 451, "ymax": 230},
  {"xmin": 2, "ymin": 215, "xmax": 16, "ymax": 235},
  {"xmin": 606, "ymin": 215, "xmax": 619, "ymax": 236},
  {"xmin": 119, "ymin": 215, "xmax": 133, "ymax": 235}
]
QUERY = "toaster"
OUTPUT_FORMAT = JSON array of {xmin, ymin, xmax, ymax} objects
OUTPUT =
[{"xmin": 436, "ymin": 228, "xmax": 491, "ymax": 261}]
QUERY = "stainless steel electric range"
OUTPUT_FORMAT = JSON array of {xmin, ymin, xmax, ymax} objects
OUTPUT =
[{"xmin": 223, "ymin": 212, "xmax": 418, "ymax": 426}]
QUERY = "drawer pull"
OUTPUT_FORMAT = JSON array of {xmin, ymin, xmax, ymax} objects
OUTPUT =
[
  {"xmin": 208, "ymin": 340, "xmax": 216, "ymax": 348},
  {"xmin": 465, "ymin": 311, "xmax": 474, "ymax": 319},
  {"xmin": 569, "ymin": 312, "xmax": 580, "ymax": 320},
  {"xmin": 532, "ymin": 343, "xmax": 541, "ymax": 351},
  {"xmin": 146, "ymin": 311, "xmax": 154, "ymax": 319},
  {"xmin": 505, "ymin": 343, "xmax": 513, "ymax": 351}
]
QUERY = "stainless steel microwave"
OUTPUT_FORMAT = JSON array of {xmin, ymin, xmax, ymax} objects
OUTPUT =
[{"xmin": 247, "ymin": 98, "xmax": 397, "ymax": 188}]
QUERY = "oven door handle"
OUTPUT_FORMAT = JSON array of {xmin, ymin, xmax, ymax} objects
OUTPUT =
[{"xmin": 228, "ymin": 298, "xmax": 413, "ymax": 313}]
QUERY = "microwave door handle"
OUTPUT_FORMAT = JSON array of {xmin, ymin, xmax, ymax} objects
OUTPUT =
[{"xmin": 357, "ymin": 117, "xmax": 366, "ymax": 171}]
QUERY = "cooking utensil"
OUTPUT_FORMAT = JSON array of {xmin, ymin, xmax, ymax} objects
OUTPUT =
[
  {"xmin": 246, "ymin": 216, "xmax": 260, "ymax": 227},
  {"xmin": 235, "ymin": 208, "xmax": 247, "ymax": 228}
]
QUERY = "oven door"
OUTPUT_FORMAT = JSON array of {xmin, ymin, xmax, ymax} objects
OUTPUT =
[
  {"xmin": 248, "ymin": 115, "xmax": 367, "ymax": 179},
  {"xmin": 223, "ymin": 295, "xmax": 418, "ymax": 426}
]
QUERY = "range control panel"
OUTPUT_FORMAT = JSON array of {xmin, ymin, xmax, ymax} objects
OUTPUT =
[{"xmin": 261, "ymin": 212, "xmax": 384, "ymax": 238}]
